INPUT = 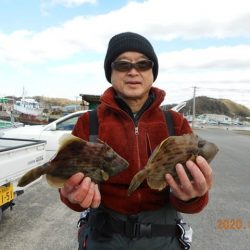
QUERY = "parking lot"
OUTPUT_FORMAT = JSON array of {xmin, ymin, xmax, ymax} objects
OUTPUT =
[{"xmin": 0, "ymin": 128, "xmax": 250, "ymax": 250}]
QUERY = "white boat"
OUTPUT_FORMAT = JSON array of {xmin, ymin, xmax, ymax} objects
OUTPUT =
[
  {"xmin": 14, "ymin": 98, "xmax": 44, "ymax": 116},
  {"xmin": 12, "ymin": 96, "xmax": 49, "ymax": 125}
]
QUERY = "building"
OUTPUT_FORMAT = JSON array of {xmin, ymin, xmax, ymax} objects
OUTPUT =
[
  {"xmin": 197, "ymin": 114, "xmax": 232, "ymax": 125},
  {"xmin": 80, "ymin": 94, "xmax": 100, "ymax": 110}
]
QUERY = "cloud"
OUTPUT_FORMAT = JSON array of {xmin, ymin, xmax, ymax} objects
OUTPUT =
[
  {"xmin": 159, "ymin": 45, "xmax": 250, "ymax": 70},
  {"xmin": 1, "ymin": 0, "xmax": 250, "ymax": 108},
  {"xmin": 50, "ymin": 61, "xmax": 103, "ymax": 74},
  {"xmin": 1, "ymin": 0, "xmax": 250, "ymax": 66},
  {"xmin": 42, "ymin": 0, "xmax": 96, "ymax": 8},
  {"xmin": 50, "ymin": 45, "xmax": 250, "ymax": 84},
  {"xmin": 51, "ymin": 0, "xmax": 96, "ymax": 7},
  {"xmin": 40, "ymin": 0, "xmax": 97, "ymax": 16}
]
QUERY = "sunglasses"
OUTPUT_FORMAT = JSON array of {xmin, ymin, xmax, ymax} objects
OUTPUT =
[{"xmin": 111, "ymin": 60, "xmax": 154, "ymax": 72}]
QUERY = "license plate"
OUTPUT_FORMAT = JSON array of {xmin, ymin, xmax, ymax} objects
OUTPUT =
[{"xmin": 0, "ymin": 184, "xmax": 14, "ymax": 206}]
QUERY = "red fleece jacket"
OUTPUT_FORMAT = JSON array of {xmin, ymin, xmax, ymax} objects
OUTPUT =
[{"xmin": 60, "ymin": 87, "xmax": 208, "ymax": 214}]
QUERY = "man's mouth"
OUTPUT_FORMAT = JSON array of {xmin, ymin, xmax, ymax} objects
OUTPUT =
[{"xmin": 125, "ymin": 81, "xmax": 141, "ymax": 85}]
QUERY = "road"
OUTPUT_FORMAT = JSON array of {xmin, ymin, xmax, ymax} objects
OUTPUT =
[
  {"xmin": 187, "ymin": 127, "xmax": 250, "ymax": 250},
  {"xmin": 0, "ymin": 128, "xmax": 249, "ymax": 250}
]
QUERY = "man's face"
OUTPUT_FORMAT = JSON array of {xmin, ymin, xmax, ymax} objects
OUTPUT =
[{"xmin": 110, "ymin": 51, "xmax": 154, "ymax": 102}]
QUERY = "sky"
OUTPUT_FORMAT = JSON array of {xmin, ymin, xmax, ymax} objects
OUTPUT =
[{"xmin": 0, "ymin": 0, "xmax": 250, "ymax": 109}]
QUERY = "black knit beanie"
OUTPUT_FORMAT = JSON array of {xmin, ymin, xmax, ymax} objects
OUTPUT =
[{"xmin": 104, "ymin": 32, "xmax": 158, "ymax": 83}]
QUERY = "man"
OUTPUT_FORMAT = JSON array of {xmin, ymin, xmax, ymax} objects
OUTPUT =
[{"xmin": 59, "ymin": 32, "xmax": 213, "ymax": 250}]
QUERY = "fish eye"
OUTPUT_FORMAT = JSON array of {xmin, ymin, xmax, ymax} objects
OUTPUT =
[
  {"xmin": 104, "ymin": 150, "xmax": 115, "ymax": 161},
  {"xmin": 198, "ymin": 140, "xmax": 206, "ymax": 148}
]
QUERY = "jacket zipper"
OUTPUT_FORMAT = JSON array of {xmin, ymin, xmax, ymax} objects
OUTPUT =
[
  {"xmin": 134, "ymin": 126, "xmax": 139, "ymax": 135},
  {"xmin": 104, "ymin": 106, "xmax": 144, "ymax": 206},
  {"xmin": 134, "ymin": 121, "xmax": 142, "ymax": 204}
]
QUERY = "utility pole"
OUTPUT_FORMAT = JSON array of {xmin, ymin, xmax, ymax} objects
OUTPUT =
[
  {"xmin": 192, "ymin": 86, "xmax": 196, "ymax": 129},
  {"xmin": 75, "ymin": 96, "xmax": 79, "ymax": 111}
]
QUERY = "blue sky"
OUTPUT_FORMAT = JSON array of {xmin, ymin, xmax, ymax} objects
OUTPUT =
[{"xmin": 0, "ymin": 0, "xmax": 250, "ymax": 108}]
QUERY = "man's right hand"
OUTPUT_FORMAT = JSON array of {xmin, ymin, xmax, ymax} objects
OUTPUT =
[{"xmin": 60, "ymin": 172, "xmax": 101, "ymax": 209}]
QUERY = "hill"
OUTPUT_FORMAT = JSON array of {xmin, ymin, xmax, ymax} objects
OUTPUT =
[
  {"xmin": 5, "ymin": 94, "xmax": 250, "ymax": 119},
  {"xmin": 4, "ymin": 95, "xmax": 79, "ymax": 107},
  {"xmin": 164, "ymin": 96, "xmax": 250, "ymax": 119},
  {"xmin": 33, "ymin": 96, "xmax": 79, "ymax": 106},
  {"xmin": 220, "ymin": 99, "xmax": 250, "ymax": 117}
]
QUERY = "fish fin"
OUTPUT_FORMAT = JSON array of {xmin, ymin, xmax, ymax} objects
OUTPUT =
[
  {"xmin": 58, "ymin": 134, "xmax": 84, "ymax": 151},
  {"xmin": 147, "ymin": 144, "xmax": 161, "ymax": 163},
  {"xmin": 46, "ymin": 174, "xmax": 66, "ymax": 188},
  {"xmin": 127, "ymin": 169, "xmax": 148, "ymax": 196},
  {"xmin": 17, "ymin": 165, "xmax": 48, "ymax": 187},
  {"xmin": 101, "ymin": 170, "xmax": 109, "ymax": 181},
  {"xmin": 96, "ymin": 139, "xmax": 109, "ymax": 151},
  {"xmin": 97, "ymin": 138, "xmax": 104, "ymax": 144},
  {"xmin": 147, "ymin": 176, "xmax": 167, "ymax": 191},
  {"xmin": 148, "ymin": 137, "xmax": 176, "ymax": 164},
  {"xmin": 189, "ymin": 154, "xmax": 197, "ymax": 161}
]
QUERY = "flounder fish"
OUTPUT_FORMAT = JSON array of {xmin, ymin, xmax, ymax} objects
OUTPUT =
[
  {"xmin": 18, "ymin": 134, "xmax": 129, "ymax": 188},
  {"xmin": 128, "ymin": 133, "xmax": 218, "ymax": 196}
]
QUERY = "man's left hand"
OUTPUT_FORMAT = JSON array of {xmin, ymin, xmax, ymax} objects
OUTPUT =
[{"xmin": 165, "ymin": 156, "xmax": 213, "ymax": 201}]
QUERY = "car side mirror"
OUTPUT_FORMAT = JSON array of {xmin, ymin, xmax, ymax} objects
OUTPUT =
[{"xmin": 49, "ymin": 123, "xmax": 57, "ymax": 131}]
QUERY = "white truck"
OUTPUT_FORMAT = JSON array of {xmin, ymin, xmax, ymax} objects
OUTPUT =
[{"xmin": 0, "ymin": 137, "xmax": 46, "ymax": 221}]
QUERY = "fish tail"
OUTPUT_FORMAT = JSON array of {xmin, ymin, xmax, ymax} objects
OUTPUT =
[
  {"xmin": 127, "ymin": 169, "xmax": 148, "ymax": 196},
  {"xmin": 17, "ymin": 164, "xmax": 49, "ymax": 187}
]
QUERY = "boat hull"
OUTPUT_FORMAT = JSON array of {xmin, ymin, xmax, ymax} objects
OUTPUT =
[{"xmin": 15, "ymin": 113, "xmax": 49, "ymax": 125}]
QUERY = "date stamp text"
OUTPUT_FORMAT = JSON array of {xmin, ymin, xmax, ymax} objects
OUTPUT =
[{"xmin": 216, "ymin": 218, "xmax": 250, "ymax": 230}]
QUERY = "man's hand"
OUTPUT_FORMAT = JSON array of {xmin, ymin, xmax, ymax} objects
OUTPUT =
[
  {"xmin": 60, "ymin": 173, "xmax": 101, "ymax": 208},
  {"xmin": 165, "ymin": 156, "xmax": 213, "ymax": 201}
]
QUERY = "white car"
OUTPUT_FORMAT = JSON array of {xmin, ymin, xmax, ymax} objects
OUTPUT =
[{"xmin": 0, "ymin": 110, "xmax": 87, "ymax": 162}]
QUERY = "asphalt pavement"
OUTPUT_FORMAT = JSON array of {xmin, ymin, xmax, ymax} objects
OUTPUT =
[
  {"xmin": 186, "ymin": 127, "xmax": 250, "ymax": 250},
  {"xmin": 0, "ymin": 128, "xmax": 249, "ymax": 250}
]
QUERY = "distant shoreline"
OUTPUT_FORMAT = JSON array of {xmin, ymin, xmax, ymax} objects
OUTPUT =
[{"xmin": 194, "ymin": 124, "xmax": 250, "ymax": 136}]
